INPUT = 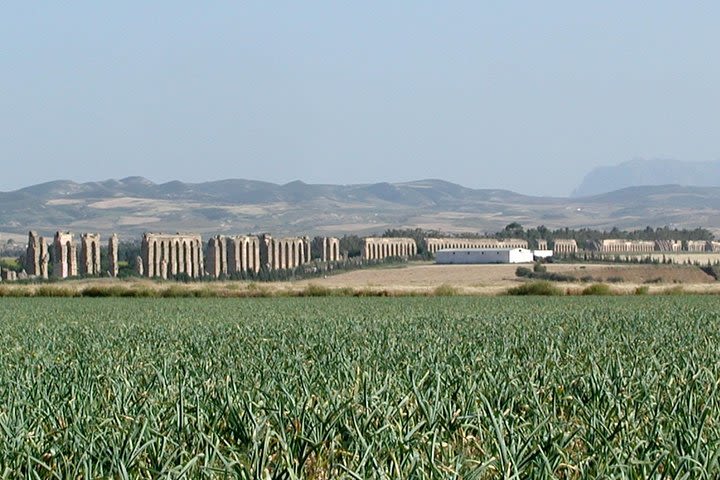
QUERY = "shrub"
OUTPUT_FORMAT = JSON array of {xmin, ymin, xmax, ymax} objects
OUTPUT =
[
  {"xmin": 662, "ymin": 286, "xmax": 685, "ymax": 295},
  {"xmin": 433, "ymin": 284, "xmax": 459, "ymax": 296},
  {"xmin": 582, "ymin": 283, "xmax": 614, "ymax": 296},
  {"xmin": 81, "ymin": 285, "xmax": 127, "ymax": 297},
  {"xmin": 634, "ymin": 286, "xmax": 649, "ymax": 295},
  {"xmin": 507, "ymin": 281, "xmax": 564, "ymax": 296},
  {"xmin": 533, "ymin": 262, "xmax": 547, "ymax": 273},
  {"xmin": 515, "ymin": 267, "xmax": 532, "ymax": 278},
  {"xmin": 299, "ymin": 284, "xmax": 334, "ymax": 297}
]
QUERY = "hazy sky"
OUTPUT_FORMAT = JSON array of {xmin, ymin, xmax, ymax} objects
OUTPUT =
[{"xmin": 2, "ymin": 2, "xmax": 719, "ymax": 196}]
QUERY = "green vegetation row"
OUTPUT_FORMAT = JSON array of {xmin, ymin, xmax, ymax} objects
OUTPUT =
[
  {"xmin": 0, "ymin": 281, "xmax": 710, "ymax": 298},
  {"xmin": 0, "ymin": 283, "xmax": 460, "ymax": 299},
  {"xmin": 1, "ymin": 297, "xmax": 720, "ymax": 477}
]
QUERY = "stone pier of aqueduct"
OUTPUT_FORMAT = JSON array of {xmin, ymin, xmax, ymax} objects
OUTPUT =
[
  {"xmin": 424, "ymin": 238, "xmax": 528, "ymax": 254},
  {"xmin": 206, "ymin": 235, "xmax": 261, "ymax": 278},
  {"xmin": 141, "ymin": 233, "xmax": 204, "ymax": 280},
  {"xmin": 108, "ymin": 234, "xmax": 119, "ymax": 277},
  {"xmin": 53, "ymin": 232, "xmax": 78, "ymax": 279},
  {"xmin": 362, "ymin": 237, "xmax": 417, "ymax": 260},
  {"xmin": 313, "ymin": 236, "xmax": 341, "ymax": 262},
  {"xmin": 552, "ymin": 239, "xmax": 578, "ymax": 255},
  {"xmin": 25, "ymin": 231, "xmax": 49, "ymax": 279},
  {"xmin": 79, "ymin": 233, "xmax": 102, "ymax": 276},
  {"xmin": 259, "ymin": 234, "xmax": 312, "ymax": 272}
]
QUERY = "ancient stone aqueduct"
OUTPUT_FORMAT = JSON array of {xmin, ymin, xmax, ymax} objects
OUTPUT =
[
  {"xmin": 6, "ymin": 230, "xmax": 345, "ymax": 281},
  {"xmin": 2, "ymin": 231, "xmax": 720, "ymax": 282}
]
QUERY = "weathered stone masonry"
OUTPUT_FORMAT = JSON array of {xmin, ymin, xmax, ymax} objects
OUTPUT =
[
  {"xmin": 207, "ymin": 235, "xmax": 263, "ymax": 278},
  {"xmin": 259, "ymin": 234, "xmax": 311, "ymax": 271},
  {"xmin": 362, "ymin": 237, "xmax": 417, "ymax": 260},
  {"xmin": 228, "ymin": 236, "xmax": 261, "ymax": 275},
  {"xmin": 552, "ymin": 239, "xmax": 578, "ymax": 254},
  {"xmin": 108, "ymin": 234, "xmax": 119, "ymax": 277},
  {"xmin": 53, "ymin": 231, "xmax": 78, "ymax": 279},
  {"xmin": 80, "ymin": 233, "xmax": 102, "ymax": 276},
  {"xmin": 25, "ymin": 231, "xmax": 49, "ymax": 279},
  {"xmin": 424, "ymin": 237, "xmax": 528, "ymax": 254},
  {"xmin": 141, "ymin": 233, "xmax": 204, "ymax": 279},
  {"xmin": 313, "ymin": 236, "xmax": 341, "ymax": 262}
]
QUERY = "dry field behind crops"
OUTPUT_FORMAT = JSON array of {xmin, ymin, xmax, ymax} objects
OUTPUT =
[
  {"xmin": 2, "ymin": 261, "xmax": 718, "ymax": 296},
  {"xmin": 290, "ymin": 262, "xmax": 719, "ymax": 295}
]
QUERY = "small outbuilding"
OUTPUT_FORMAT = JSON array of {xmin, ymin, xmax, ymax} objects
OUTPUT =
[{"xmin": 435, "ymin": 248, "xmax": 535, "ymax": 264}]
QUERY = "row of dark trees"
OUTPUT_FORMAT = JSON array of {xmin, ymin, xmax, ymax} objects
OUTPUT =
[{"xmin": 382, "ymin": 224, "xmax": 715, "ymax": 255}]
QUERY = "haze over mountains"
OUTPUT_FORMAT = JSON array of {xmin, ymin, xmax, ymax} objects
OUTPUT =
[
  {"xmin": 2, "ymin": 172, "xmax": 720, "ymax": 239},
  {"xmin": 573, "ymin": 159, "xmax": 720, "ymax": 197}
]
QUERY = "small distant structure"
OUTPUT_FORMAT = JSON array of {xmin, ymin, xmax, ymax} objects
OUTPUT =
[
  {"xmin": 362, "ymin": 238, "xmax": 417, "ymax": 260},
  {"xmin": 552, "ymin": 239, "xmax": 578, "ymax": 255},
  {"xmin": 425, "ymin": 237, "xmax": 528, "ymax": 255},
  {"xmin": 533, "ymin": 249, "xmax": 554, "ymax": 260},
  {"xmin": 435, "ymin": 248, "xmax": 535, "ymax": 264},
  {"xmin": 686, "ymin": 240, "xmax": 707, "ymax": 253}
]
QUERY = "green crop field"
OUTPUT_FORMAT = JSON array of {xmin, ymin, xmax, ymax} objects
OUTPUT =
[{"xmin": 1, "ymin": 297, "xmax": 720, "ymax": 478}]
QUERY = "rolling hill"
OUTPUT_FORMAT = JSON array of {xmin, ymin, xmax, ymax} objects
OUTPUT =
[{"xmin": 1, "ymin": 177, "xmax": 720, "ymax": 240}]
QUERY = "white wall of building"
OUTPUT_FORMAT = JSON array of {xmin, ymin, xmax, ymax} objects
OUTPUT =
[{"xmin": 435, "ymin": 248, "xmax": 534, "ymax": 264}]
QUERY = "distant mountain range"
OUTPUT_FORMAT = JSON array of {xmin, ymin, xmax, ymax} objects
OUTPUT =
[
  {"xmin": 573, "ymin": 159, "xmax": 720, "ymax": 197},
  {"xmin": 1, "ymin": 177, "xmax": 720, "ymax": 239}
]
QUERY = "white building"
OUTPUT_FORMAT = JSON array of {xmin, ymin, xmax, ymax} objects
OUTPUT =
[{"xmin": 435, "ymin": 248, "xmax": 535, "ymax": 264}]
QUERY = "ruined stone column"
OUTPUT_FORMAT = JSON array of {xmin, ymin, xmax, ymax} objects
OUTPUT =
[
  {"xmin": 303, "ymin": 237, "xmax": 311, "ymax": 264},
  {"xmin": 226, "ymin": 238, "xmax": 238, "ymax": 275},
  {"xmin": 69, "ymin": 243, "xmax": 78, "ymax": 276},
  {"xmin": 331, "ymin": 237, "xmax": 340, "ymax": 261},
  {"xmin": 240, "ymin": 238, "xmax": 248, "ymax": 273},
  {"xmin": 197, "ymin": 239, "xmax": 204, "ymax": 277},
  {"xmin": 272, "ymin": 239, "xmax": 279, "ymax": 270},
  {"xmin": 52, "ymin": 232, "xmax": 76, "ymax": 279},
  {"xmin": 25, "ymin": 231, "xmax": 41, "ymax": 276},
  {"xmin": 80, "ymin": 233, "xmax": 101, "ymax": 276},
  {"xmin": 210, "ymin": 236, "xmax": 224, "ymax": 276},
  {"xmin": 169, "ymin": 241, "xmax": 177, "ymax": 276},
  {"xmin": 253, "ymin": 238, "xmax": 260, "ymax": 273},
  {"xmin": 160, "ymin": 259, "xmax": 168, "ymax": 280},
  {"xmin": 108, "ymin": 234, "xmax": 119, "ymax": 277},
  {"xmin": 141, "ymin": 235, "xmax": 153, "ymax": 278},
  {"xmin": 183, "ymin": 240, "xmax": 192, "ymax": 277},
  {"xmin": 193, "ymin": 240, "xmax": 200, "ymax": 277},
  {"xmin": 277, "ymin": 239, "xmax": 283, "ymax": 270},
  {"xmin": 136, "ymin": 256, "xmax": 144, "ymax": 276},
  {"xmin": 40, "ymin": 251, "xmax": 49, "ymax": 279}
]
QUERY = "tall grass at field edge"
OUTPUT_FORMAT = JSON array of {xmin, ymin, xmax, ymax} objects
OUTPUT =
[{"xmin": 0, "ymin": 282, "xmax": 716, "ymax": 298}]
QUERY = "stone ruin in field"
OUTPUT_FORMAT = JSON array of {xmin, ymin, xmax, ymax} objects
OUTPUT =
[{"xmin": 3, "ymin": 227, "xmax": 720, "ymax": 283}]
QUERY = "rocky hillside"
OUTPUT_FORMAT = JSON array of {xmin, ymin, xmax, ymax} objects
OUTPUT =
[{"xmin": 1, "ymin": 178, "xmax": 720, "ymax": 239}]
